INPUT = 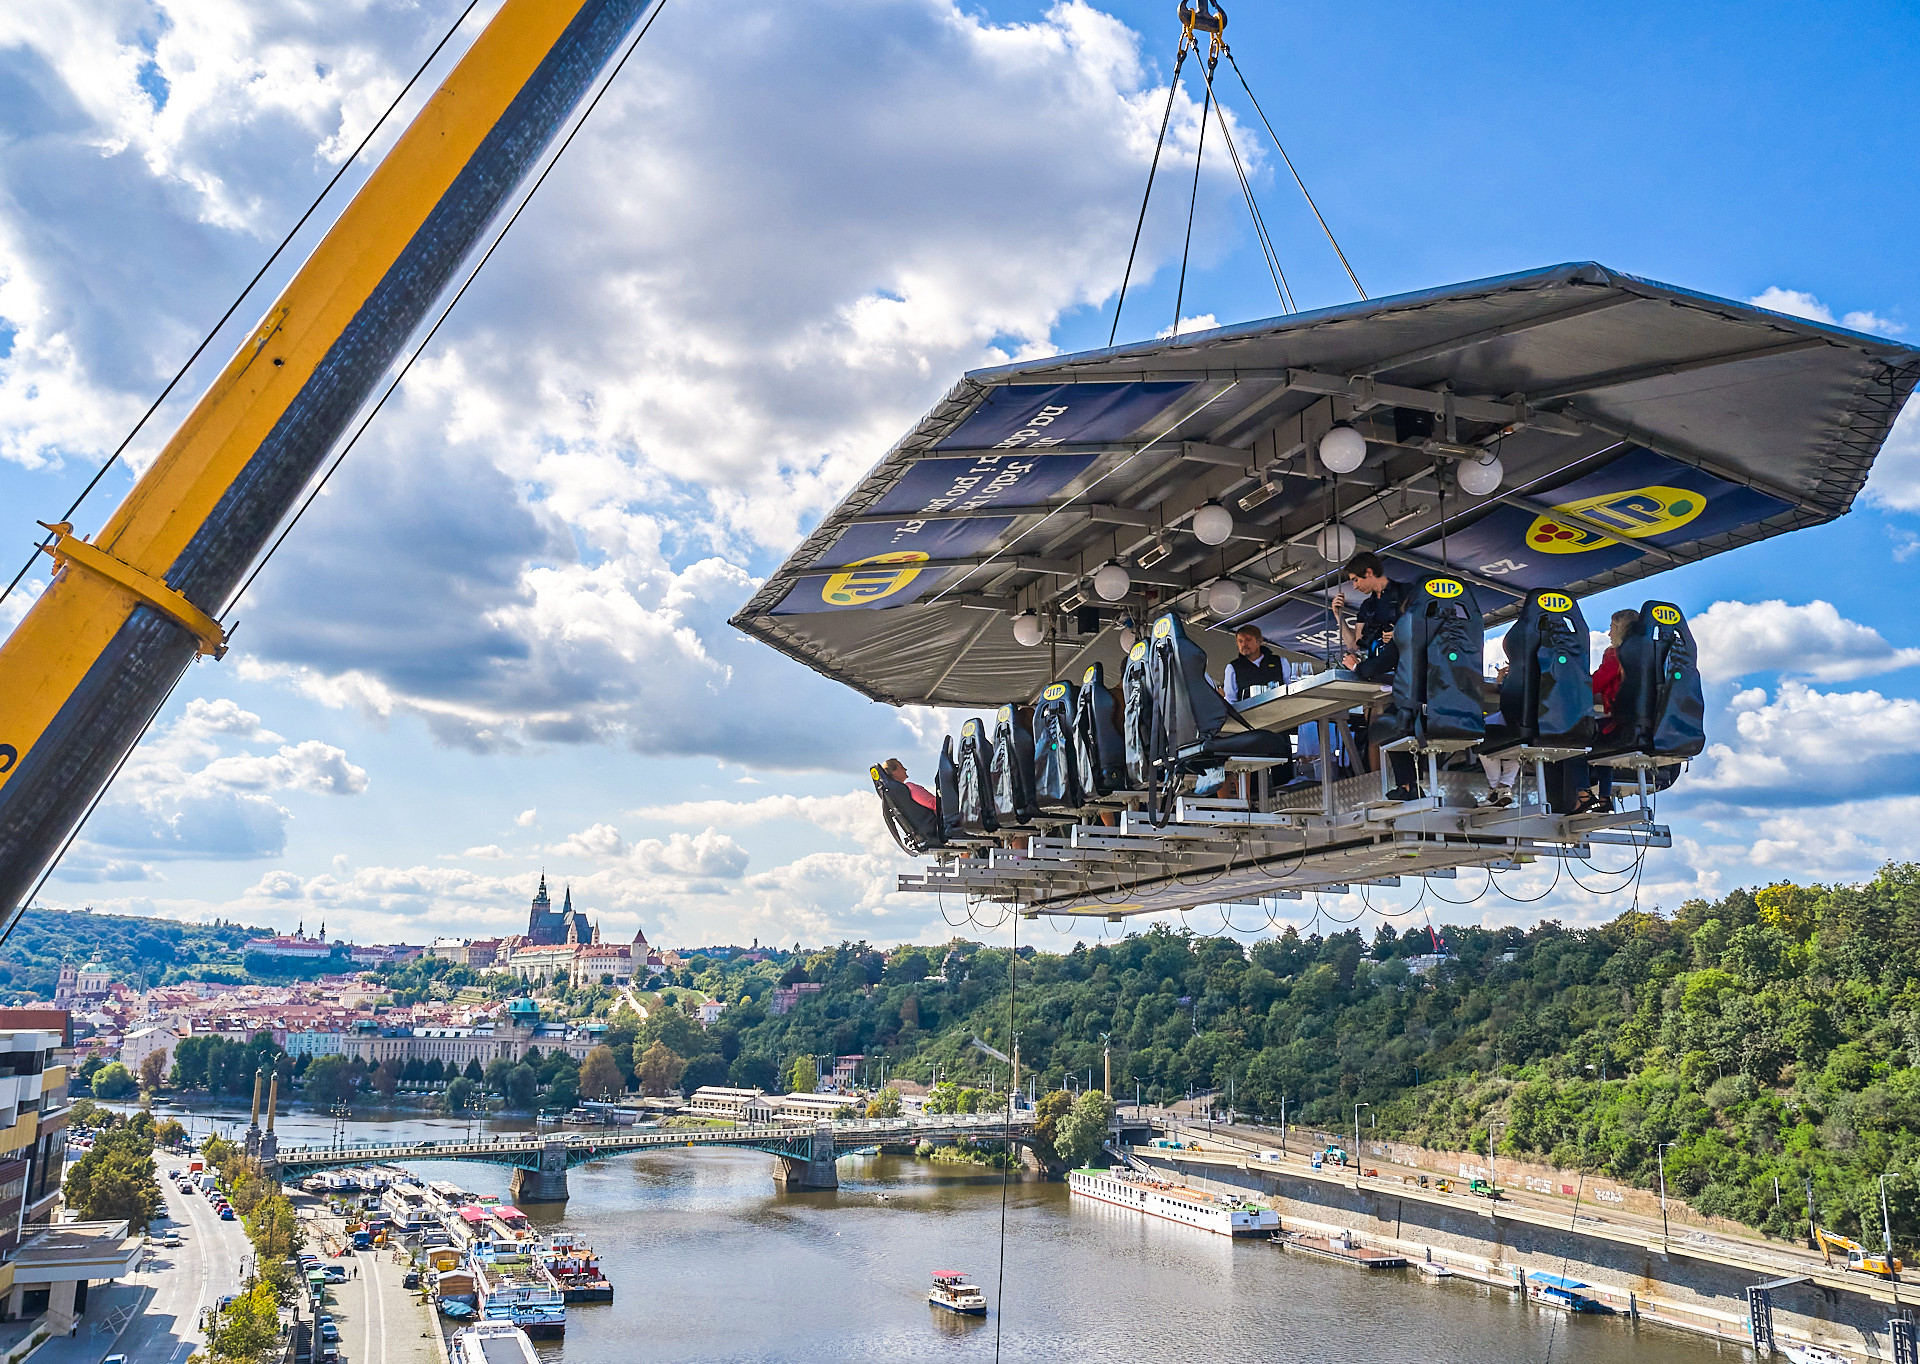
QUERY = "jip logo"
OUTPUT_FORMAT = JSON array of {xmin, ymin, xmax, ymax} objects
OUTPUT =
[
  {"xmin": 1083, "ymin": 665, "xmax": 1100, "ymax": 685},
  {"xmin": 1424, "ymin": 578, "xmax": 1464, "ymax": 599},
  {"xmin": 1526, "ymin": 486, "xmax": 1703, "ymax": 553},
  {"xmin": 962, "ymin": 718, "xmax": 984, "ymax": 740},
  {"xmin": 996, "ymin": 704, "xmax": 1014, "ymax": 726},
  {"xmin": 820, "ymin": 551, "xmax": 930, "ymax": 606},
  {"xmin": 1151, "ymin": 616, "xmax": 1175, "ymax": 639},
  {"xmin": 1129, "ymin": 640, "xmax": 1149, "ymax": 661},
  {"xmin": 1043, "ymin": 683, "xmax": 1068, "ymax": 702},
  {"xmin": 1650, "ymin": 604, "xmax": 1683, "ymax": 626},
  {"xmin": 1537, "ymin": 592, "xmax": 1574, "ymax": 614}
]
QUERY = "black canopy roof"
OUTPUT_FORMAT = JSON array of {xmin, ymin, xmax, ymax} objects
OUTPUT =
[{"xmin": 733, "ymin": 263, "xmax": 1919, "ymax": 707}]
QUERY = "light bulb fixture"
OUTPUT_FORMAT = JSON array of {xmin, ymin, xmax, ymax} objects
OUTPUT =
[
  {"xmin": 1191, "ymin": 501, "xmax": 1235, "ymax": 546},
  {"xmin": 1318, "ymin": 423, "xmax": 1368, "ymax": 475},
  {"xmin": 1206, "ymin": 578, "xmax": 1245, "ymax": 616},
  {"xmin": 1137, "ymin": 539, "xmax": 1172, "ymax": 570},
  {"xmin": 1118, "ymin": 626, "xmax": 1138, "ymax": 652},
  {"xmin": 1011, "ymin": 611, "xmax": 1043, "ymax": 647},
  {"xmin": 1456, "ymin": 452, "xmax": 1504, "ymax": 497},
  {"xmin": 1092, "ymin": 561, "xmax": 1131, "ymax": 601},
  {"xmin": 1268, "ymin": 555, "xmax": 1300, "ymax": 585},
  {"xmin": 1314, "ymin": 522, "xmax": 1356, "ymax": 562}
]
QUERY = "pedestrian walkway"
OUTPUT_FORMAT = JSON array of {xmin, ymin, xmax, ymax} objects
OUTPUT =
[{"xmin": 21, "ymin": 1282, "xmax": 151, "ymax": 1364}]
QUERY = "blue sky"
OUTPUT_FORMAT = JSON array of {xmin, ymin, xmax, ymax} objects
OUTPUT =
[{"xmin": 1, "ymin": 0, "xmax": 1915, "ymax": 949}]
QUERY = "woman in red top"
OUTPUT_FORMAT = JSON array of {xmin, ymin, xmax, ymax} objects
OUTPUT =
[{"xmin": 1583, "ymin": 609, "xmax": 1640, "ymax": 810}]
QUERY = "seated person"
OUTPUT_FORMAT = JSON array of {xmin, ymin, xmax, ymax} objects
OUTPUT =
[
  {"xmin": 1582, "ymin": 609, "xmax": 1640, "ymax": 812},
  {"xmin": 1478, "ymin": 664, "xmax": 1517, "ymax": 807},
  {"xmin": 1223, "ymin": 624, "xmax": 1295, "ymax": 703},
  {"xmin": 882, "ymin": 758, "xmax": 936, "ymax": 811}
]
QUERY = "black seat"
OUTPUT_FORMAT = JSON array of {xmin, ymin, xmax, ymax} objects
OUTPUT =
[
  {"xmin": 871, "ymin": 762, "xmax": 943, "ymax": 855},
  {"xmin": 1369, "ymin": 575, "xmax": 1487, "ymax": 750},
  {"xmin": 990, "ymin": 703, "xmax": 1038, "ymax": 825},
  {"xmin": 1032, "ymin": 681, "xmax": 1081, "ymax": 809},
  {"xmin": 1595, "ymin": 600, "xmax": 1705, "ymax": 761},
  {"xmin": 934, "ymin": 734, "xmax": 962, "ymax": 838},
  {"xmin": 1497, "ymin": 589, "xmax": 1596, "ymax": 748},
  {"xmin": 1072, "ymin": 661, "xmax": 1128, "ymax": 798},
  {"xmin": 1142, "ymin": 613, "xmax": 1292, "ymax": 819},
  {"xmin": 955, "ymin": 718, "xmax": 998, "ymax": 833},
  {"xmin": 1122, "ymin": 638, "xmax": 1154, "ymax": 789}
]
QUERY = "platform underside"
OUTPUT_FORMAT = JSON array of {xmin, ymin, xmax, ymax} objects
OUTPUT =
[{"xmin": 901, "ymin": 780, "xmax": 1667, "ymax": 918}]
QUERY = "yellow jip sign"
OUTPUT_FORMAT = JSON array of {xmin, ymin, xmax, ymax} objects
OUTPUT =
[
  {"xmin": 1650, "ymin": 604, "xmax": 1683, "ymax": 626},
  {"xmin": 1537, "ymin": 592, "xmax": 1574, "ymax": 613},
  {"xmin": 1424, "ymin": 578, "xmax": 1465, "ymax": 599},
  {"xmin": 820, "ymin": 551, "xmax": 930, "ymax": 607}
]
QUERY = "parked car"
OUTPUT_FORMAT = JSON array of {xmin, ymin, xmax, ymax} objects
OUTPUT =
[
  {"xmin": 158, "ymin": 1235, "xmax": 183, "ymax": 1247},
  {"xmin": 319, "ymin": 1324, "xmax": 340, "ymax": 1342},
  {"xmin": 323, "ymin": 1265, "xmax": 347, "ymax": 1282},
  {"xmin": 401, "ymin": 1272, "xmax": 419, "ymax": 1290},
  {"xmin": 219, "ymin": 1208, "xmax": 235, "ymax": 1221}
]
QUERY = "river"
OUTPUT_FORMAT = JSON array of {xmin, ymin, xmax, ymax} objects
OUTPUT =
[{"xmin": 142, "ymin": 1100, "xmax": 1717, "ymax": 1363}]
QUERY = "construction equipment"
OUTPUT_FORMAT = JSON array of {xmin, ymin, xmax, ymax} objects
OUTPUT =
[
  {"xmin": 1815, "ymin": 1227, "xmax": 1903, "ymax": 1278},
  {"xmin": 1469, "ymin": 1178, "xmax": 1502, "ymax": 1200},
  {"xmin": 1321, "ymin": 1145, "xmax": 1349, "ymax": 1167}
]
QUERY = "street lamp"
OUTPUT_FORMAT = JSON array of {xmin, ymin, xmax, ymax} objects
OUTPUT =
[
  {"xmin": 1488, "ymin": 1121, "xmax": 1501, "ymax": 1199},
  {"xmin": 1880, "ymin": 1173, "xmax": 1900, "ymax": 1276},
  {"xmin": 1655, "ymin": 1142, "xmax": 1675, "ymax": 1246},
  {"xmin": 1352, "ymin": 1103, "xmax": 1369, "ymax": 1189}
]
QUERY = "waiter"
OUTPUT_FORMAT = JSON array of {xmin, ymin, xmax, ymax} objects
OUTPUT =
[{"xmin": 1223, "ymin": 625, "xmax": 1293, "ymax": 703}]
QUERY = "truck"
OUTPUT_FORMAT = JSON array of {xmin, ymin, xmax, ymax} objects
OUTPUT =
[
  {"xmin": 1469, "ymin": 1178, "xmax": 1502, "ymax": 1199},
  {"xmin": 1321, "ymin": 1145, "xmax": 1349, "ymax": 1167},
  {"xmin": 351, "ymin": 1231, "xmax": 371, "ymax": 1250},
  {"xmin": 188, "ymin": 1159, "xmax": 204, "ymax": 1177}
]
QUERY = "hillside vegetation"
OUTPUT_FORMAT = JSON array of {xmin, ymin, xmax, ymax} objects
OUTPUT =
[
  {"xmin": 663, "ymin": 863, "xmax": 1920, "ymax": 1253},
  {"xmin": 0, "ymin": 909, "xmax": 273, "ymax": 999}
]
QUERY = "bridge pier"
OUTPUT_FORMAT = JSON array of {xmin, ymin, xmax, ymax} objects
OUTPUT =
[
  {"xmin": 510, "ymin": 1140, "xmax": 573, "ymax": 1203},
  {"xmin": 772, "ymin": 1124, "xmax": 839, "ymax": 1192}
]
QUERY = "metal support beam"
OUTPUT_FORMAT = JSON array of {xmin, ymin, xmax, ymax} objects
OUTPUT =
[
  {"xmin": 1284, "ymin": 370, "xmax": 1583, "ymax": 437},
  {"xmin": 1492, "ymin": 492, "xmax": 1678, "ymax": 565}
]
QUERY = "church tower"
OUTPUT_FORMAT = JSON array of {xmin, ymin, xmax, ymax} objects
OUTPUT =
[{"xmin": 529, "ymin": 874, "xmax": 561, "ymax": 944}]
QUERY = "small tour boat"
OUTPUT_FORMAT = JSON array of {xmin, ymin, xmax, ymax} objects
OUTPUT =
[
  {"xmin": 1782, "ymin": 1345, "xmax": 1852, "ymax": 1364},
  {"xmin": 928, "ymin": 1271, "xmax": 987, "ymax": 1316},
  {"xmin": 438, "ymin": 1299, "xmax": 475, "ymax": 1320}
]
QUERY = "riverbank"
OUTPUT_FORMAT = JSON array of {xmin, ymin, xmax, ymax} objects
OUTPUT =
[{"xmin": 1127, "ymin": 1139, "xmax": 1910, "ymax": 1362}]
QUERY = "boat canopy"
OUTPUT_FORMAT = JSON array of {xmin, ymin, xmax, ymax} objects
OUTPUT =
[{"xmin": 733, "ymin": 263, "xmax": 1919, "ymax": 707}]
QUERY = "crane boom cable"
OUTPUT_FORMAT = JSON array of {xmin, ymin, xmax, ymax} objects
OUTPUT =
[
  {"xmin": 0, "ymin": 0, "xmax": 485, "ymax": 610},
  {"xmin": 1169, "ymin": 54, "xmax": 1215, "ymax": 338},
  {"xmin": 1222, "ymin": 48, "xmax": 1365, "ymax": 300},
  {"xmin": 222, "ymin": 0, "xmax": 672, "ymax": 620},
  {"xmin": 1108, "ymin": 38, "xmax": 1192, "ymax": 346},
  {"xmin": 1196, "ymin": 53, "xmax": 1293, "ymax": 313}
]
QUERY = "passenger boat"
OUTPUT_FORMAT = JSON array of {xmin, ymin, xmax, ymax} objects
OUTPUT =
[
  {"xmin": 1782, "ymin": 1345, "xmax": 1851, "ymax": 1364},
  {"xmin": 449, "ymin": 1321, "xmax": 539, "ymax": 1364},
  {"xmin": 1068, "ymin": 1168, "xmax": 1280, "ymax": 1238},
  {"xmin": 1525, "ymin": 1270, "xmax": 1614, "ymax": 1314},
  {"xmin": 928, "ymin": 1271, "xmax": 987, "ymax": 1315},
  {"xmin": 536, "ymin": 1233, "xmax": 613, "ymax": 1303},
  {"xmin": 471, "ymin": 1250, "xmax": 568, "ymax": 1337}
]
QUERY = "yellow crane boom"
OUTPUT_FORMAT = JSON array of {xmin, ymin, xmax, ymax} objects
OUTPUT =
[{"xmin": 0, "ymin": 0, "xmax": 655, "ymax": 912}]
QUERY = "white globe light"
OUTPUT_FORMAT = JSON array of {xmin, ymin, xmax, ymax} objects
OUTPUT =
[
  {"xmin": 1319, "ymin": 424, "xmax": 1368, "ymax": 474},
  {"xmin": 1011, "ymin": 611, "xmax": 1043, "ymax": 647},
  {"xmin": 1207, "ymin": 579, "xmax": 1244, "ymax": 616},
  {"xmin": 1092, "ymin": 562, "xmax": 1132, "ymax": 601},
  {"xmin": 1315, "ymin": 522, "xmax": 1356, "ymax": 562},
  {"xmin": 1457, "ymin": 453, "xmax": 1504, "ymax": 497},
  {"xmin": 1118, "ymin": 627, "xmax": 1138, "ymax": 652},
  {"xmin": 1191, "ymin": 502, "xmax": 1235, "ymax": 546}
]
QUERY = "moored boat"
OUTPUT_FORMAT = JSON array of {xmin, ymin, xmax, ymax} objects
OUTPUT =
[
  {"xmin": 537, "ymin": 1233, "xmax": 613, "ymax": 1303},
  {"xmin": 928, "ymin": 1271, "xmax": 987, "ymax": 1315},
  {"xmin": 449, "ymin": 1321, "xmax": 538, "ymax": 1364},
  {"xmin": 1069, "ymin": 1168, "xmax": 1280, "ymax": 1238}
]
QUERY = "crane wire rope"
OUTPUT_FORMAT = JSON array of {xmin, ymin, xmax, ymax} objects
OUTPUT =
[
  {"xmin": 221, "ymin": 0, "xmax": 672, "ymax": 621},
  {"xmin": 0, "ymin": 0, "xmax": 486, "ymax": 610},
  {"xmin": 1168, "ymin": 50, "xmax": 1215, "ymax": 338},
  {"xmin": 1196, "ymin": 51, "xmax": 1293, "ymax": 313},
  {"xmin": 1108, "ymin": 37, "xmax": 1192, "ymax": 346}
]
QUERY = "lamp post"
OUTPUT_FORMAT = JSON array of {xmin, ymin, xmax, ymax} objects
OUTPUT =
[
  {"xmin": 1656, "ymin": 1143, "xmax": 1675, "ymax": 1246},
  {"xmin": 1488, "ymin": 1121, "xmax": 1501, "ymax": 1200},
  {"xmin": 1353, "ymin": 1103, "xmax": 1369, "ymax": 1189},
  {"xmin": 1879, "ymin": 1173, "xmax": 1900, "ymax": 1279}
]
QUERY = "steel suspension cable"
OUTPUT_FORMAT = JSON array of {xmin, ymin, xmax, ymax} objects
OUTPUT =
[
  {"xmin": 1170, "ymin": 53, "xmax": 1216, "ymax": 338},
  {"xmin": 1196, "ymin": 56, "xmax": 1293, "ymax": 313},
  {"xmin": 0, "ymin": 0, "xmax": 485, "ymax": 610},
  {"xmin": 1222, "ymin": 49, "xmax": 1366, "ymax": 300},
  {"xmin": 1108, "ymin": 39, "xmax": 1192, "ymax": 346}
]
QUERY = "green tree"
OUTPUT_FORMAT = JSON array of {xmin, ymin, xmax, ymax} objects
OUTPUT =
[
  {"xmin": 579, "ymin": 1046, "xmax": 625, "ymax": 1102},
  {"xmin": 302, "ymin": 1054, "xmax": 357, "ymax": 1106},
  {"xmin": 153, "ymin": 1117, "xmax": 187, "ymax": 1148},
  {"xmin": 866, "ymin": 1086, "xmax": 902, "ymax": 1118},
  {"xmin": 1054, "ymin": 1091, "xmax": 1115, "ymax": 1170},
  {"xmin": 787, "ymin": 1055, "xmax": 818, "ymax": 1094},
  {"xmin": 206, "ymin": 1280, "xmax": 281, "ymax": 1364},
  {"xmin": 444, "ymin": 1077, "xmax": 478, "ymax": 1112},
  {"xmin": 63, "ymin": 1121, "xmax": 161, "ymax": 1230},
  {"xmin": 138, "ymin": 1049, "xmax": 168, "ymax": 1092},
  {"xmin": 463, "ymin": 1057, "xmax": 485, "ymax": 1083},
  {"xmin": 92, "ymin": 1062, "xmax": 136, "ymax": 1100},
  {"xmin": 637, "ymin": 1042, "xmax": 686, "ymax": 1097},
  {"xmin": 504, "ymin": 1063, "xmax": 539, "ymax": 1110},
  {"xmin": 1030, "ymin": 1089, "xmax": 1073, "ymax": 1164}
]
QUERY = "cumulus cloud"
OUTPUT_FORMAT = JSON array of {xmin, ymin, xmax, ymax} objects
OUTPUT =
[
  {"xmin": 632, "ymin": 791, "xmax": 894, "ymax": 854},
  {"xmin": 548, "ymin": 823, "xmax": 750, "ymax": 881},
  {"xmin": 1748, "ymin": 286, "xmax": 1905, "ymax": 337},
  {"xmin": 59, "ymin": 700, "xmax": 367, "ymax": 865},
  {"xmin": 1866, "ymin": 401, "xmax": 1920, "ymax": 513},
  {"xmin": 1692, "ymin": 599, "xmax": 1920, "ymax": 682},
  {"xmin": 1685, "ymin": 680, "xmax": 1920, "ymax": 803}
]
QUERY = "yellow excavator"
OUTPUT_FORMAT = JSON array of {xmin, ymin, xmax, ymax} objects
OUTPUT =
[{"xmin": 1815, "ymin": 1227, "xmax": 1902, "ymax": 1278}]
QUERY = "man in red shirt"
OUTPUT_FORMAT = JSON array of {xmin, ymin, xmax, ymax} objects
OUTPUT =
[
  {"xmin": 1583, "ymin": 608, "xmax": 1641, "ymax": 811},
  {"xmin": 882, "ymin": 758, "xmax": 937, "ymax": 810}
]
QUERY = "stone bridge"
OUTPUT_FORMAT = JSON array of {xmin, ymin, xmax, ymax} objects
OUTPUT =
[{"xmin": 267, "ymin": 1113, "xmax": 1035, "ymax": 1201}]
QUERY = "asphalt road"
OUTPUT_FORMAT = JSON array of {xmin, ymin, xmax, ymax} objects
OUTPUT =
[
  {"xmin": 113, "ymin": 1154, "xmax": 255, "ymax": 1364},
  {"xmin": 296, "ymin": 1198, "xmax": 439, "ymax": 1364}
]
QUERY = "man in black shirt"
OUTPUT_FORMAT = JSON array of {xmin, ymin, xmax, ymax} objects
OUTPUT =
[
  {"xmin": 1223, "ymin": 625, "xmax": 1292, "ymax": 703},
  {"xmin": 1335, "ymin": 551, "xmax": 1421, "ymax": 800}
]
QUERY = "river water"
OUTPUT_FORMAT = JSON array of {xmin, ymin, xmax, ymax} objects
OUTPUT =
[{"xmin": 147, "ymin": 1101, "xmax": 1718, "ymax": 1364}]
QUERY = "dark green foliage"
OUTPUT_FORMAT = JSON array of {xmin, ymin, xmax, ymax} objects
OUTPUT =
[
  {"xmin": 63, "ymin": 1112, "xmax": 161, "ymax": 1230},
  {"xmin": 0, "ymin": 909, "xmax": 271, "ymax": 998}
]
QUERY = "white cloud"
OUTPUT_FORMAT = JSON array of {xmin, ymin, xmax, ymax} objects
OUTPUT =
[
  {"xmin": 1692, "ymin": 599, "xmax": 1920, "ymax": 682},
  {"xmin": 1687, "ymin": 680, "xmax": 1920, "ymax": 800},
  {"xmin": 632, "ymin": 791, "xmax": 894, "ymax": 855},
  {"xmin": 1747, "ymin": 286, "xmax": 1905, "ymax": 336},
  {"xmin": 548, "ymin": 823, "xmax": 750, "ymax": 882},
  {"xmin": 1866, "ymin": 401, "xmax": 1920, "ymax": 513},
  {"xmin": 515, "ymin": 809, "xmax": 538, "ymax": 828}
]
